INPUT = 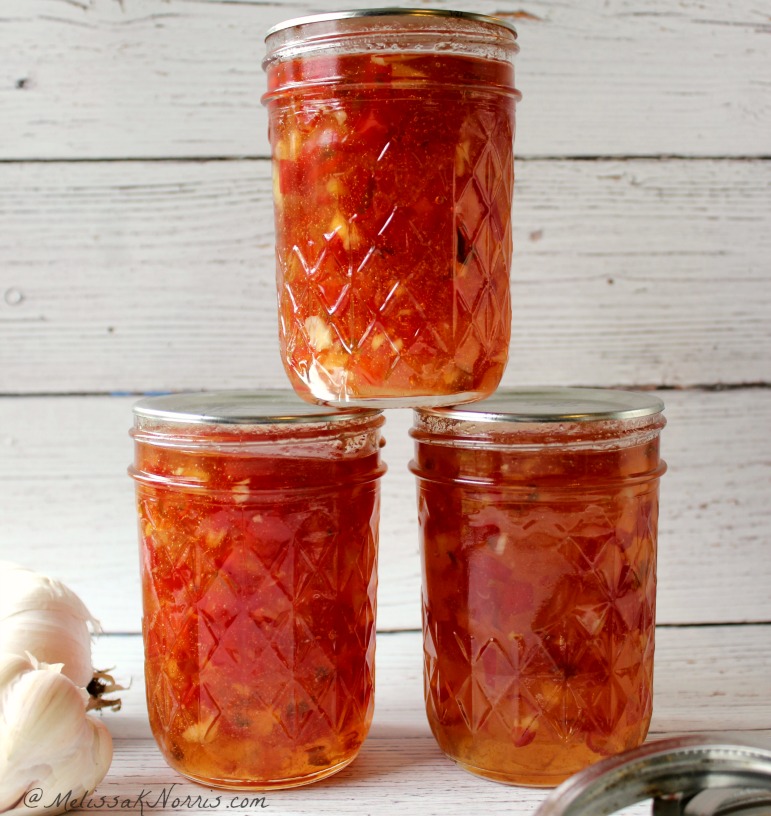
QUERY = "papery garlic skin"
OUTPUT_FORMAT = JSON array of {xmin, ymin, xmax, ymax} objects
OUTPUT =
[
  {"xmin": 0, "ymin": 654, "xmax": 112, "ymax": 816},
  {"xmin": 0, "ymin": 562, "xmax": 99, "ymax": 688}
]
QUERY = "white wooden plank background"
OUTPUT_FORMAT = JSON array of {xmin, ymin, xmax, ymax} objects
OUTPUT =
[
  {"xmin": 1, "ymin": 389, "xmax": 769, "ymax": 632},
  {"xmin": 1, "ymin": 0, "xmax": 770, "ymax": 160},
  {"xmin": 1, "ymin": 0, "xmax": 770, "ymax": 810},
  {"xmin": 1, "ymin": 158, "xmax": 769, "ymax": 393}
]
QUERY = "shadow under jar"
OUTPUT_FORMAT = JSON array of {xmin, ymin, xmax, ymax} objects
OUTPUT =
[
  {"xmin": 409, "ymin": 388, "xmax": 667, "ymax": 786},
  {"xmin": 129, "ymin": 391, "xmax": 386, "ymax": 790},
  {"xmin": 262, "ymin": 9, "xmax": 520, "ymax": 408}
]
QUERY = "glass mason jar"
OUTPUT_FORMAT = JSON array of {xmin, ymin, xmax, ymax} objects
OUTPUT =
[
  {"xmin": 262, "ymin": 9, "xmax": 521, "ymax": 408},
  {"xmin": 128, "ymin": 391, "xmax": 386, "ymax": 789},
  {"xmin": 409, "ymin": 388, "xmax": 667, "ymax": 786}
]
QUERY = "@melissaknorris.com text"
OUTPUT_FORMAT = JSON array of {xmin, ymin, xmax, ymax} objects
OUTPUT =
[{"xmin": 21, "ymin": 784, "xmax": 269, "ymax": 814}]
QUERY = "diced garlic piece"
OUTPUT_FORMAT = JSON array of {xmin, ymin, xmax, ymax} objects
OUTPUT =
[
  {"xmin": 333, "ymin": 109, "xmax": 347, "ymax": 125},
  {"xmin": 370, "ymin": 54, "xmax": 422, "ymax": 66},
  {"xmin": 371, "ymin": 333, "xmax": 386, "ymax": 351},
  {"xmin": 305, "ymin": 315, "xmax": 333, "ymax": 352},
  {"xmin": 248, "ymin": 709, "xmax": 279, "ymax": 737},
  {"xmin": 455, "ymin": 140, "xmax": 471, "ymax": 176},
  {"xmin": 327, "ymin": 212, "xmax": 361, "ymax": 250},
  {"xmin": 274, "ymin": 130, "xmax": 302, "ymax": 160},
  {"xmin": 288, "ymin": 130, "xmax": 302, "ymax": 160},
  {"xmin": 205, "ymin": 528, "xmax": 227, "ymax": 548},
  {"xmin": 307, "ymin": 353, "xmax": 350, "ymax": 401},
  {"xmin": 391, "ymin": 63, "xmax": 426, "ymax": 78},
  {"xmin": 232, "ymin": 478, "xmax": 251, "ymax": 504},
  {"xmin": 272, "ymin": 170, "xmax": 283, "ymax": 206},
  {"xmin": 274, "ymin": 140, "xmax": 288, "ymax": 160},
  {"xmin": 172, "ymin": 465, "xmax": 210, "ymax": 481},
  {"xmin": 183, "ymin": 715, "xmax": 219, "ymax": 744},
  {"xmin": 326, "ymin": 211, "xmax": 346, "ymax": 238},
  {"xmin": 326, "ymin": 177, "xmax": 345, "ymax": 196}
]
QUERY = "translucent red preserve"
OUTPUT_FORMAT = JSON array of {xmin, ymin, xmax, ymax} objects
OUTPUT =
[
  {"xmin": 263, "ymin": 19, "xmax": 519, "ymax": 406},
  {"xmin": 411, "ymin": 390, "xmax": 666, "ymax": 785},
  {"xmin": 130, "ymin": 394, "xmax": 385, "ymax": 789}
]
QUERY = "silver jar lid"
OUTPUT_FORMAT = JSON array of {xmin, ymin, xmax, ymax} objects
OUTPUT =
[
  {"xmin": 265, "ymin": 8, "xmax": 518, "ymax": 39},
  {"xmin": 536, "ymin": 734, "xmax": 771, "ymax": 816},
  {"xmin": 417, "ymin": 387, "xmax": 665, "ymax": 424},
  {"xmin": 132, "ymin": 389, "xmax": 381, "ymax": 426}
]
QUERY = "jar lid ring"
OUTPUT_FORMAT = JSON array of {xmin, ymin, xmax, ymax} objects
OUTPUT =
[
  {"xmin": 536, "ymin": 734, "xmax": 771, "ymax": 816},
  {"xmin": 416, "ymin": 387, "xmax": 665, "ymax": 424},
  {"xmin": 132, "ymin": 390, "xmax": 381, "ymax": 426},
  {"xmin": 265, "ymin": 8, "xmax": 518, "ymax": 40}
]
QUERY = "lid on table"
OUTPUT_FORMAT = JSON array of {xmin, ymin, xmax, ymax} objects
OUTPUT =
[
  {"xmin": 132, "ymin": 389, "xmax": 381, "ymax": 427},
  {"xmin": 418, "ymin": 387, "xmax": 665, "ymax": 425},
  {"xmin": 536, "ymin": 734, "xmax": 771, "ymax": 816}
]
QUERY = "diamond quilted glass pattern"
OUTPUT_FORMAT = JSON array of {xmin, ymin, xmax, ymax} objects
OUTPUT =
[
  {"xmin": 138, "ymin": 480, "xmax": 379, "ymax": 788},
  {"xmin": 269, "ymin": 61, "xmax": 516, "ymax": 404},
  {"xmin": 420, "ymin": 481, "xmax": 661, "ymax": 785}
]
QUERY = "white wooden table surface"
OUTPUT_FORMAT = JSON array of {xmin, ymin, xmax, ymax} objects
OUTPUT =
[
  {"xmin": 91, "ymin": 628, "xmax": 771, "ymax": 816},
  {"xmin": 1, "ymin": 1, "xmax": 770, "ymax": 814}
]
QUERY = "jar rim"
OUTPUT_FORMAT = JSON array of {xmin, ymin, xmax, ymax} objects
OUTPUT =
[
  {"xmin": 415, "ymin": 387, "xmax": 665, "ymax": 424},
  {"xmin": 132, "ymin": 389, "xmax": 382, "ymax": 427},
  {"xmin": 264, "ymin": 8, "xmax": 518, "ymax": 40}
]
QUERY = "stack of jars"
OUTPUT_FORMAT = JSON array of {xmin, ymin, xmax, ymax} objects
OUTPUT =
[{"xmin": 129, "ymin": 9, "xmax": 666, "ymax": 792}]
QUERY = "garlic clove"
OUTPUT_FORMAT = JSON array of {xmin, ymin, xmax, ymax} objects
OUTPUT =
[
  {"xmin": 6, "ymin": 719, "xmax": 113, "ymax": 816},
  {"xmin": 0, "ymin": 654, "xmax": 113, "ymax": 816},
  {"xmin": 0, "ymin": 655, "xmax": 32, "ymax": 695},
  {"xmin": 0, "ymin": 563, "xmax": 98, "ymax": 626},
  {"xmin": 0, "ymin": 562, "xmax": 99, "ymax": 688},
  {"xmin": 2, "ymin": 657, "xmax": 89, "ymax": 760},
  {"xmin": 0, "ymin": 613, "xmax": 94, "ymax": 690}
]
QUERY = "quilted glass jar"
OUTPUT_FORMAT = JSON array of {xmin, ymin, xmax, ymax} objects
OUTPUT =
[
  {"xmin": 262, "ymin": 9, "xmax": 520, "ymax": 407},
  {"xmin": 129, "ymin": 391, "xmax": 385, "ymax": 789},
  {"xmin": 410, "ymin": 388, "xmax": 667, "ymax": 786}
]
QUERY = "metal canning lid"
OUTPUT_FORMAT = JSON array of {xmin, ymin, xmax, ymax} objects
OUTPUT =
[
  {"xmin": 535, "ymin": 734, "xmax": 771, "ymax": 816},
  {"xmin": 417, "ymin": 387, "xmax": 665, "ymax": 424},
  {"xmin": 132, "ymin": 390, "xmax": 381, "ymax": 426},
  {"xmin": 265, "ymin": 8, "xmax": 518, "ymax": 40}
]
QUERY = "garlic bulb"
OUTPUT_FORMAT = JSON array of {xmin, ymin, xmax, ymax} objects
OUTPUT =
[
  {"xmin": 0, "ymin": 654, "xmax": 113, "ymax": 816},
  {"xmin": 0, "ymin": 562, "xmax": 98, "ymax": 688}
]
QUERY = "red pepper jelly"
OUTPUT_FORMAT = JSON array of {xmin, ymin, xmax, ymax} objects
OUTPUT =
[
  {"xmin": 129, "ymin": 391, "xmax": 386, "ymax": 789},
  {"xmin": 410, "ymin": 388, "xmax": 667, "ymax": 786},
  {"xmin": 262, "ymin": 10, "xmax": 520, "ymax": 407}
]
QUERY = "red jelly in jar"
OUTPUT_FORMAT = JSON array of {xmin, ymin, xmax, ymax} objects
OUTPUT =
[
  {"xmin": 129, "ymin": 391, "xmax": 385, "ymax": 789},
  {"xmin": 410, "ymin": 388, "xmax": 667, "ymax": 786},
  {"xmin": 262, "ymin": 10, "xmax": 520, "ymax": 407}
]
